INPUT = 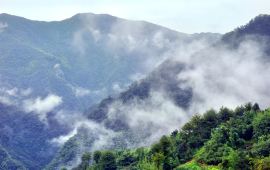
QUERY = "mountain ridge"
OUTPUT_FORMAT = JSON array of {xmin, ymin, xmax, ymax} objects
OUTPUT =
[
  {"xmin": 47, "ymin": 14, "xmax": 270, "ymax": 169},
  {"xmin": 0, "ymin": 12, "xmax": 221, "ymax": 169}
]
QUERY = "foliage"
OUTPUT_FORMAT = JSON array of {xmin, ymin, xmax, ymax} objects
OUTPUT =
[
  {"xmin": 175, "ymin": 160, "xmax": 220, "ymax": 170},
  {"xmin": 253, "ymin": 157, "xmax": 270, "ymax": 170},
  {"xmin": 71, "ymin": 103, "xmax": 270, "ymax": 170}
]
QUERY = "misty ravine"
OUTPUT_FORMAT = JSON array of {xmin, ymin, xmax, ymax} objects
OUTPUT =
[{"xmin": 0, "ymin": 10, "xmax": 270, "ymax": 170}]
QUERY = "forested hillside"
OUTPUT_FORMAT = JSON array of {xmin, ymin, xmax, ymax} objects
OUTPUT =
[
  {"xmin": 48, "ymin": 14, "xmax": 270, "ymax": 169},
  {"xmin": 70, "ymin": 103, "xmax": 270, "ymax": 170}
]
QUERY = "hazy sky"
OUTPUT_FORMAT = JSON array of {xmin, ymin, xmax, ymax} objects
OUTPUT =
[{"xmin": 0, "ymin": 0, "xmax": 270, "ymax": 33}]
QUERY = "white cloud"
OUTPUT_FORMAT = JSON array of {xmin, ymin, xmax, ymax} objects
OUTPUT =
[
  {"xmin": 129, "ymin": 73, "xmax": 146, "ymax": 81},
  {"xmin": 0, "ymin": 86, "xmax": 32, "ymax": 106},
  {"xmin": 107, "ymin": 91, "xmax": 189, "ymax": 146},
  {"xmin": 72, "ymin": 86, "xmax": 91, "ymax": 97},
  {"xmin": 51, "ymin": 116, "xmax": 118, "ymax": 150},
  {"xmin": 112, "ymin": 82, "xmax": 125, "ymax": 93},
  {"xmin": 51, "ymin": 128, "xmax": 78, "ymax": 146},
  {"xmin": 175, "ymin": 37, "xmax": 270, "ymax": 113},
  {"xmin": 23, "ymin": 94, "xmax": 62, "ymax": 121},
  {"xmin": 0, "ymin": 22, "xmax": 8, "ymax": 33},
  {"xmin": 6, "ymin": 88, "xmax": 18, "ymax": 96},
  {"xmin": 0, "ymin": 96, "xmax": 13, "ymax": 105}
]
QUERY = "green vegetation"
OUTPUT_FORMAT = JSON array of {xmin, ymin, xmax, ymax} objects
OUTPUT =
[
  {"xmin": 70, "ymin": 103, "xmax": 270, "ymax": 170},
  {"xmin": 175, "ymin": 161, "xmax": 220, "ymax": 170}
]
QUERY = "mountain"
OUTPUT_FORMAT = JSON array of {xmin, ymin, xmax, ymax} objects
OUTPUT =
[
  {"xmin": 222, "ymin": 14, "xmax": 270, "ymax": 56},
  {"xmin": 49, "ymin": 14, "xmax": 270, "ymax": 169},
  {"xmin": 0, "ymin": 13, "xmax": 221, "ymax": 169},
  {"xmin": 0, "ymin": 145, "xmax": 25, "ymax": 170},
  {"xmin": 0, "ymin": 13, "xmax": 219, "ymax": 111},
  {"xmin": 223, "ymin": 14, "xmax": 270, "ymax": 41},
  {"xmin": 46, "ymin": 60, "xmax": 194, "ymax": 169},
  {"xmin": 0, "ymin": 102, "xmax": 69, "ymax": 169}
]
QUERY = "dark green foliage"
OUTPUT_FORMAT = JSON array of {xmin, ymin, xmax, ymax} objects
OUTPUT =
[
  {"xmin": 252, "ymin": 103, "xmax": 260, "ymax": 112},
  {"xmin": 217, "ymin": 107, "xmax": 233, "ymax": 122},
  {"xmin": 117, "ymin": 151, "xmax": 137, "ymax": 167},
  {"xmin": 93, "ymin": 151, "xmax": 102, "ymax": 164},
  {"xmin": 73, "ymin": 104, "xmax": 270, "ymax": 170},
  {"xmin": 253, "ymin": 109, "xmax": 270, "ymax": 138},
  {"xmin": 252, "ymin": 135, "xmax": 270, "ymax": 157},
  {"xmin": 100, "ymin": 151, "xmax": 117, "ymax": 170},
  {"xmin": 74, "ymin": 152, "xmax": 91, "ymax": 170},
  {"xmin": 176, "ymin": 108, "xmax": 223, "ymax": 163}
]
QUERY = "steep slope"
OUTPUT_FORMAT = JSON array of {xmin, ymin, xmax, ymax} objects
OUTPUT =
[
  {"xmin": 0, "ymin": 145, "xmax": 26, "ymax": 170},
  {"xmin": 73, "ymin": 104, "xmax": 267, "ymax": 170},
  {"xmin": 0, "ymin": 103, "xmax": 69, "ymax": 169},
  {"xmin": 49, "ymin": 14, "xmax": 270, "ymax": 169},
  {"xmin": 222, "ymin": 14, "xmax": 270, "ymax": 57}
]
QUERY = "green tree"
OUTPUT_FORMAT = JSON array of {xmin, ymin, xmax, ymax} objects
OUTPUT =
[
  {"xmin": 77, "ymin": 152, "xmax": 91, "ymax": 170},
  {"xmin": 152, "ymin": 152, "xmax": 165, "ymax": 170},
  {"xmin": 221, "ymin": 148, "xmax": 240, "ymax": 170},
  {"xmin": 100, "ymin": 151, "xmax": 117, "ymax": 170},
  {"xmin": 253, "ymin": 110, "xmax": 270, "ymax": 138},
  {"xmin": 93, "ymin": 151, "xmax": 102, "ymax": 164},
  {"xmin": 252, "ymin": 135, "xmax": 270, "ymax": 157}
]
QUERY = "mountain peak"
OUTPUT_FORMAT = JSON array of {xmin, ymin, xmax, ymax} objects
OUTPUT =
[
  {"xmin": 223, "ymin": 14, "xmax": 270, "ymax": 41},
  {"xmin": 221, "ymin": 14, "xmax": 270, "ymax": 45},
  {"xmin": 69, "ymin": 12, "xmax": 118, "ymax": 21},
  {"xmin": 239, "ymin": 14, "xmax": 270, "ymax": 35}
]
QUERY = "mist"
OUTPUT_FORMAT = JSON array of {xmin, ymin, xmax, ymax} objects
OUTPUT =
[
  {"xmin": 177, "ymin": 37, "xmax": 270, "ymax": 113},
  {"xmin": 81, "ymin": 36, "xmax": 269, "ymax": 149}
]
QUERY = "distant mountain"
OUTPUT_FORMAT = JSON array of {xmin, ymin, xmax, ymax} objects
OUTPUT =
[
  {"xmin": 49, "ymin": 14, "xmax": 270, "ymax": 169},
  {"xmin": 223, "ymin": 14, "xmax": 270, "ymax": 40},
  {"xmin": 0, "ymin": 13, "xmax": 219, "ymax": 111},
  {"xmin": 0, "ymin": 13, "xmax": 221, "ymax": 169},
  {"xmin": 222, "ymin": 14, "xmax": 270, "ymax": 56}
]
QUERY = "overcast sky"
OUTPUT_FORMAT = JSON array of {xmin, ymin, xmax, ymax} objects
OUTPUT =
[{"xmin": 0, "ymin": 0, "xmax": 270, "ymax": 33}]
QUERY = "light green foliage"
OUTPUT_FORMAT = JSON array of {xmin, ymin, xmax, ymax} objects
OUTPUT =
[
  {"xmin": 176, "ymin": 160, "xmax": 220, "ymax": 170},
  {"xmin": 152, "ymin": 152, "xmax": 165, "ymax": 170},
  {"xmin": 253, "ymin": 157, "xmax": 270, "ymax": 170},
  {"xmin": 136, "ymin": 159, "xmax": 156, "ymax": 170}
]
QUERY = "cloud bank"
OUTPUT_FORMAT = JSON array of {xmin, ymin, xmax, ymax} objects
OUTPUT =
[
  {"xmin": 177, "ymin": 38, "xmax": 270, "ymax": 113},
  {"xmin": 23, "ymin": 94, "xmax": 62, "ymax": 122}
]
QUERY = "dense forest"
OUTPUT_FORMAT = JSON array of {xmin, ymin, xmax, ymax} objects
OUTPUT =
[{"xmin": 64, "ymin": 103, "xmax": 270, "ymax": 170}]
